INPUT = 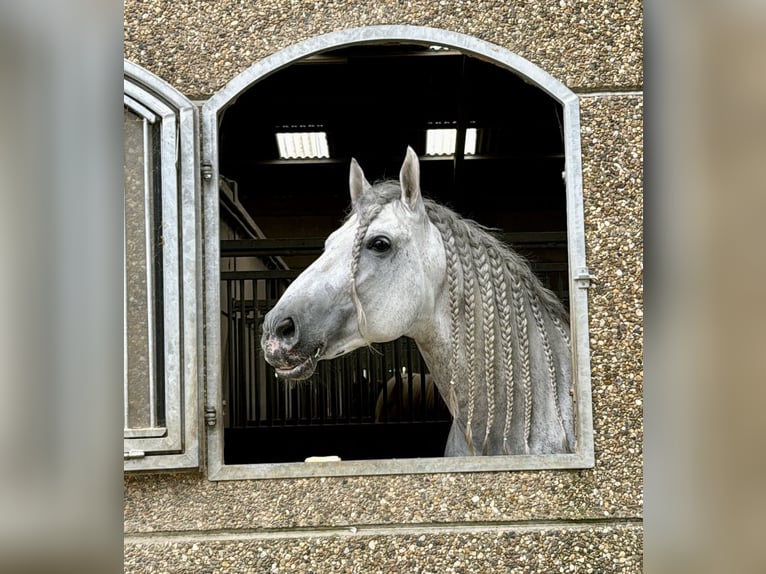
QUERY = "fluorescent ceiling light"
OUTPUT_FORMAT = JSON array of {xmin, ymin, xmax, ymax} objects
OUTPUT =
[
  {"xmin": 425, "ymin": 128, "xmax": 477, "ymax": 156},
  {"xmin": 275, "ymin": 131, "xmax": 330, "ymax": 159},
  {"xmin": 463, "ymin": 127, "xmax": 477, "ymax": 155}
]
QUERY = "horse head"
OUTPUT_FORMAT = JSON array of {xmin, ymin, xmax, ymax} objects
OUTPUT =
[{"xmin": 261, "ymin": 147, "xmax": 446, "ymax": 380}]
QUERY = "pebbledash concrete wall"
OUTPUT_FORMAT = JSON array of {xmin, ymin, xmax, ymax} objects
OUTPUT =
[{"xmin": 124, "ymin": 1, "xmax": 643, "ymax": 572}]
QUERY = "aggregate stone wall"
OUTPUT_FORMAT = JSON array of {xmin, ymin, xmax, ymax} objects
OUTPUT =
[
  {"xmin": 124, "ymin": 0, "xmax": 642, "ymax": 98},
  {"xmin": 124, "ymin": 1, "xmax": 643, "ymax": 572}
]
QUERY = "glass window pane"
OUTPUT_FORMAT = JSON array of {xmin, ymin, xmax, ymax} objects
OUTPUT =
[{"xmin": 123, "ymin": 107, "xmax": 161, "ymax": 430}]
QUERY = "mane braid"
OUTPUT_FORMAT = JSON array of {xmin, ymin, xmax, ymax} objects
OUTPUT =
[
  {"xmin": 456, "ymin": 221, "xmax": 478, "ymax": 454},
  {"xmin": 524, "ymin": 275, "xmax": 567, "ymax": 445},
  {"xmin": 511, "ymin": 273, "xmax": 533, "ymax": 454},
  {"xmin": 433, "ymin": 215, "xmax": 462, "ymax": 418},
  {"xmin": 551, "ymin": 314, "xmax": 571, "ymax": 350},
  {"xmin": 472, "ymin": 234, "xmax": 497, "ymax": 455},
  {"xmin": 489, "ymin": 246, "xmax": 515, "ymax": 455}
]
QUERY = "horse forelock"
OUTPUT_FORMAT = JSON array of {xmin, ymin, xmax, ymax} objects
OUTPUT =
[
  {"xmin": 348, "ymin": 180, "xmax": 401, "ymax": 221},
  {"xmin": 347, "ymin": 181, "xmax": 400, "ymax": 343}
]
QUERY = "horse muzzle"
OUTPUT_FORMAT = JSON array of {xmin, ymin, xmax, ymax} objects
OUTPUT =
[{"xmin": 261, "ymin": 313, "xmax": 323, "ymax": 380}]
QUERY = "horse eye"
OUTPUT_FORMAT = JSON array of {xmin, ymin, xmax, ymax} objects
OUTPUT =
[{"xmin": 366, "ymin": 235, "xmax": 391, "ymax": 253}]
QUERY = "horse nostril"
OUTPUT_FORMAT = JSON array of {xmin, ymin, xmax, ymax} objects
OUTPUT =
[{"xmin": 275, "ymin": 317, "xmax": 296, "ymax": 340}]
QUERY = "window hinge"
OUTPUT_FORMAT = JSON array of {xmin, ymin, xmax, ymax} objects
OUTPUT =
[
  {"xmin": 201, "ymin": 163, "xmax": 213, "ymax": 181},
  {"xmin": 124, "ymin": 449, "xmax": 145, "ymax": 460},
  {"xmin": 574, "ymin": 267, "xmax": 596, "ymax": 289},
  {"xmin": 204, "ymin": 405, "xmax": 217, "ymax": 427}
]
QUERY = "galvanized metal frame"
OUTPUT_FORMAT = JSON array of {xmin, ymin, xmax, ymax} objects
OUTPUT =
[
  {"xmin": 123, "ymin": 60, "xmax": 201, "ymax": 471},
  {"xmin": 201, "ymin": 25, "xmax": 594, "ymax": 480},
  {"xmin": 123, "ymin": 110, "xmax": 163, "ymax": 439}
]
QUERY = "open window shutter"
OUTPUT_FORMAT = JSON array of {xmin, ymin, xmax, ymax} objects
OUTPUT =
[{"xmin": 123, "ymin": 60, "xmax": 201, "ymax": 470}]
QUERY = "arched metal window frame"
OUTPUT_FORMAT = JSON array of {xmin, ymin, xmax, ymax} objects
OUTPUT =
[
  {"xmin": 123, "ymin": 60, "xmax": 201, "ymax": 471},
  {"xmin": 199, "ymin": 25, "xmax": 594, "ymax": 480}
]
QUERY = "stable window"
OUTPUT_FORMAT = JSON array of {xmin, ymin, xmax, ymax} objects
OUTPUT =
[
  {"xmin": 275, "ymin": 130, "xmax": 330, "ymax": 159},
  {"xmin": 201, "ymin": 27, "xmax": 594, "ymax": 479},
  {"xmin": 425, "ymin": 127, "xmax": 477, "ymax": 156},
  {"xmin": 123, "ymin": 61, "xmax": 200, "ymax": 471}
]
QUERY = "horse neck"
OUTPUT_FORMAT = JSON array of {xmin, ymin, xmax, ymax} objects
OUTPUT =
[
  {"xmin": 413, "ymin": 207, "xmax": 574, "ymax": 455},
  {"xmin": 410, "ymin": 319, "xmax": 454, "ymax": 405}
]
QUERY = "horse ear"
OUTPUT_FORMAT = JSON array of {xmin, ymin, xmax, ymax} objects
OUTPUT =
[
  {"xmin": 349, "ymin": 158, "xmax": 371, "ymax": 207},
  {"xmin": 399, "ymin": 146, "xmax": 423, "ymax": 212}
]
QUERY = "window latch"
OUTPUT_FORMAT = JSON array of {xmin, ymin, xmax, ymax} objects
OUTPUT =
[{"xmin": 574, "ymin": 267, "xmax": 596, "ymax": 289}]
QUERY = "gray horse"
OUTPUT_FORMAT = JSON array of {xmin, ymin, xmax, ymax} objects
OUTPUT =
[{"xmin": 262, "ymin": 148, "xmax": 573, "ymax": 456}]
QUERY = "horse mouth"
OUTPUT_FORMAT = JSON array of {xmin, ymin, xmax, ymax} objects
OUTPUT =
[
  {"xmin": 272, "ymin": 345, "xmax": 323, "ymax": 381},
  {"xmin": 274, "ymin": 356, "xmax": 315, "ymax": 380}
]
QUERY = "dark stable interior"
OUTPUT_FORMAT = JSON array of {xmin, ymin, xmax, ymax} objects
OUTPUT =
[{"xmin": 218, "ymin": 43, "xmax": 568, "ymax": 464}]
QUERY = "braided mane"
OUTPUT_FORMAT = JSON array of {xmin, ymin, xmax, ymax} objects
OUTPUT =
[{"xmin": 350, "ymin": 181, "xmax": 572, "ymax": 455}]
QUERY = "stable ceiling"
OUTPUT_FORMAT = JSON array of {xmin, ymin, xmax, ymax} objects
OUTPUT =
[{"xmin": 218, "ymin": 43, "xmax": 566, "ymax": 239}]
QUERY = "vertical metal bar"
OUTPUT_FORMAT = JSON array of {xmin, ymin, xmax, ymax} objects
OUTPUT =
[
  {"xmin": 248, "ymin": 279, "xmax": 253, "ymax": 426},
  {"xmin": 238, "ymin": 279, "xmax": 247, "ymax": 426},
  {"xmin": 231, "ymin": 281, "xmax": 238, "ymax": 427},
  {"xmin": 272, "ymin": 356, "xmax": 279, "ymax": 425},
  {"xmin": 123, "ymin": 212, "xmax": 129, "ymax": 429},
  {"xmin": 275, "ymin": 371, "xmax": 282, "ymax": 427},
  {"xmin": 328, "ymin": 361, "xmax": 336, "ymax": 422},
  {"xmin": 221, "ymin": 280, "xmax": 228, "ymax": 425},
  {"xmin": 406, "ymin": 339, "xmax": 415, "ymax": 419},
  {"xmin": 309, "ymin": 370, "xmax": 315, "ymax": 424},
  {"xmin": 318, "ymin": 363, "xmax": 325, "ymax": 425},
  {"xmin": 296, "ymin": 373, "xmax": 303, "ymax": 424},
  {"xmin": 304, "ymin": 374, "xmax": 311, "ymax": 425},
  {"xmin": 406, "ymin": 339, "xmax": 416, "ymax": 422},
  {"xmin": 411, "ymin": 339, "xmax": 421, "ymax": 420},
  {"xmin": 253, "ymin": 278, "xmax": 262, "ymax": 426},
  {"xmin": 264, "ymin": 280, "xmax": 273, "ymax": 426},
  {"xmin": 157, "ymin": 109, "xmax": 180, "ymax": 431},
  {"xmin": 322, "ymin": 362, "xmax": 329, "ymax": 422},
  {"xmin": 285, "ymin": 380, "xmax": 292, "ymax": 424},
  {"xmin": 237, "ymin": 280, "xmax": 243, "ymax": 427},
  {"xmin": 354, "ymin": 352, "xmax": 363, "ymax": 423},
  {"xmin": 280, "ymin": 370, "xmax": 287, "ymax": 425},
  {"xmin": 393, "ymin": 342, "xmax": 403, "ymax": 421},
  {"xmin": 337, "ymin": 358, "xmax": 344, "ymax": 421},
  {"xmin": 335, "ymin": 360, "xmax": 342, "ymax": 422},
  {"xmin": 364, "ymin": 353, "xmax": 373, "ymax": 422},
  {"xmin": 227, "ymin": 280, "xmax": 237, "ymax": 427},
  {"xmin": 341, "ymin": 358, "xmax": 349, "ymax": 422},
  {"xmin": 265, "ymin": 365, "xmax": 273, "ymax": 426},
  {"xmin": 221, "ymin": 280, "xmax": 227, "ymax": 425},
  {"xmin": 342, "ymin": 355, "xmax": 350, "ymax": 422},
  {"xmin": 280, "ymin": 371, "xmax": 286, "ymax": 425},
  {"xmin": 142, "ymin": 118, "xmax": 157, "ymax": 429},
  {"xmin": 309, "ymin": 372, "xmax": 316, "ymax": 425},
  {"xmin": 251, "ymin": 279, "xmax": 258, "ymax": 423},
  {"xmin": 351, "ymin": 353, "xmax": 361, "ymax": 422},
  {"xmin": 246, "ymin": 278, "xmax": 253, "ymax": 424},
  {"xmin": 419, "ymin": 353, "xmax": 429, "ymax": 419},
  {"xmin": 378, "ymin": 344, "xmax": 388, "ymax": 423},
  {"xmin": 563, "ymin": 93, "xmax": 595, "ymax": 459}
]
